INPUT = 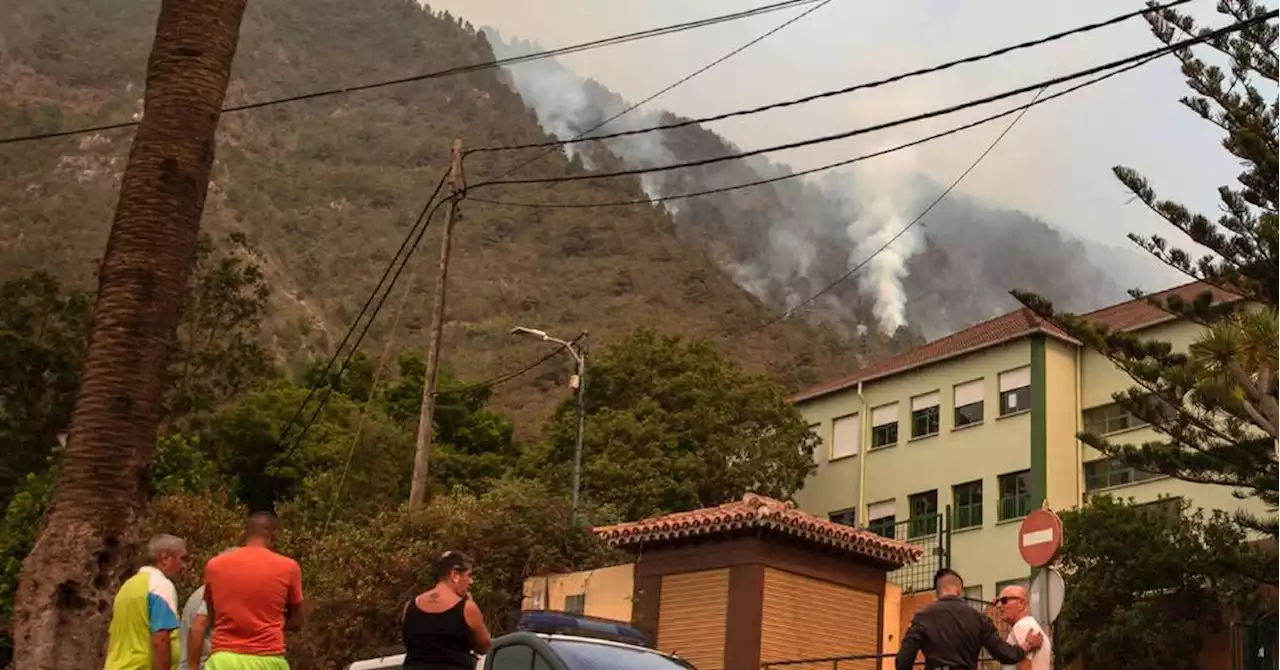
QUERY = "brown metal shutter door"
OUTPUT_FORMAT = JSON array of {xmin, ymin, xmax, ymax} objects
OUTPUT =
[
  {"xmin": 760, "ymin": 567, "xmax": 880, "ymax": 670},
  {"xmin": 656, "ymin": 568, "xmax": 730, "ymax": 670}
]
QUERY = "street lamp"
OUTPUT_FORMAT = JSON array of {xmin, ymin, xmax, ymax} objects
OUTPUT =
[{"xmin": 511, "ymin": 326, "xmax": 587, "ymax": 515}]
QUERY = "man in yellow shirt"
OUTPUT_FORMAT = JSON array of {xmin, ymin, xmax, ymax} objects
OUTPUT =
[{"xmin": 104, "ymin": 534, "xmax": 188, "ymax": 670}]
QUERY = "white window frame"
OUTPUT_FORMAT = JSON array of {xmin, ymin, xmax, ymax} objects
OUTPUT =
[
  {"xmin": 953, "ymin": 379, "xmax": 984, "ymax": 408},
  {"xmin": 831, "ymin": 412, "xmax": 860, "ymax": 460},
  {"xmin": 868, "ymin": 499, "xmax": 896, "ymax": 521}
]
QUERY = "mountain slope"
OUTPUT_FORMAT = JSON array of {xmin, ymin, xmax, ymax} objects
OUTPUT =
[
  {"xmin": 0, "ymin": 0, "xmax": 862, "ymax": 429},
  {"xmin": 484, "ymin": 29, "xmax": 1181, "ymax": 341}
]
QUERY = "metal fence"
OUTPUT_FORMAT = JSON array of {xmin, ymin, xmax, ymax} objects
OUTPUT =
[
  {"xmin": 761, "ymin": 652, "xmax": 1007, "ymax": 670},
  {"xmin": 883, "ymin": 507, "xmax": 951, "ymax": 593}
]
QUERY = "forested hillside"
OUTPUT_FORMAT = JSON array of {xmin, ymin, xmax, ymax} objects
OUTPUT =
[
  {"xmin": 0, "ymin": 0, "xmax": 873, "ymax": 428},
  {"xmin": 486, "ymin": 30, "xmax": 1180, "ymax": 340}
]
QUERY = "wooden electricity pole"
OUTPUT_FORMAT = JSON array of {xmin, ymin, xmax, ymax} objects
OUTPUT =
[{"xmin": 409, "ymin": 138, "xmax": 462, "ymax": 509}]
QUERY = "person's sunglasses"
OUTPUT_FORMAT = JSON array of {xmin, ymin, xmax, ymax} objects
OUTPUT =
[{"xmin": 995, "ymin": 596, "xmax": 1024, "ymax": 605}]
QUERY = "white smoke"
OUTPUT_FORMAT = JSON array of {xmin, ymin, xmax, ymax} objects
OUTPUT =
[
  {"xmin": 839, "ymin": 144, "xmax": 923, "ymax": 335},
  {"xmin": 483, "ymin": 26, "xmax": 929, "ymax": 335}
]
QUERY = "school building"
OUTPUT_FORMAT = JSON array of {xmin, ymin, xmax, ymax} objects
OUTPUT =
[{"xmin": 789, "ymin": 280, "xmax": 1273, "ymax": 600}]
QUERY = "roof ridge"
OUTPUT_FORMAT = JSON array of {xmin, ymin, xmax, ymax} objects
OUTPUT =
[{"xmin": 791, "ymin": 280, "xmax": 1238, "ymax": 404}]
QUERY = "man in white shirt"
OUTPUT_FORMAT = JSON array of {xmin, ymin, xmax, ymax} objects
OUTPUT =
[{"xmin": 996, "ymin": 584, "xmax": 1052, "ymax": 670}]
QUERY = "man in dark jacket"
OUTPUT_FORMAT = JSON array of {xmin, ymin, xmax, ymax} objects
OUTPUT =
[{"xmin": 894, "ymin": 569, "xmax": 1042, "ymax": 670}]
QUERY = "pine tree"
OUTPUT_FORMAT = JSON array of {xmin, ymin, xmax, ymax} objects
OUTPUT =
[{"xmin": 1014, "ymin": 0, "xmax": 1278, "ymax": 536}]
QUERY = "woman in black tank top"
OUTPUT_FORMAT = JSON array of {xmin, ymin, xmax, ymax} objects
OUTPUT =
[{"xmin": 401, "ymin": 551, "xmax": 492, "ymax": 670}]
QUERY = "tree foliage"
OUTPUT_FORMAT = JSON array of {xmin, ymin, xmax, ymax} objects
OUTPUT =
[
  {"xmin": 0, "ymin": 273, "xmax": 90, "ymax": 505},
  {"xmin": 1055, "ymin": 495, "xmax": 1272, "ymax": 670},
  {"xmin": 1013, "ymin": 0, "xmax": 1279, "ymax": 535},
  {"xmin": 145, "ymin": 478, "xmax": 618, "ymax": 670},
  {"xmin": 525, "ymin": 327, "xmax": 819, "ymax": 520}
]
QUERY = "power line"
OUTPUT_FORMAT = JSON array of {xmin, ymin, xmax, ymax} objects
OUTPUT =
[
  {"xmin": 321, "ymin": 240, "xmax": 423, "ymax": 532},
  {"xmin": 468, "ymin": 11, "xmax": 1277, "ymax": 190},
  {"xmin": 481, "ymin": 0, "xmax": 836, "ymax": 182},
  {"xmin": 279, "ymin": 186, "xmax": 458, "ymax": 461},
  {"xmin": 468, "ymin": 52, "xmax": 1162, "ymax": 211},
  {"xmin": 0, "ymin": 0, "xmax": 823, "ymax": 146},
  {"xmin": 466, "ymin": 0, "xmax": 1189, "ymax": 155},
  {"xmin": 436, "ymin": 333, "xmax": 588, "ymax": 398},
  {"xmin": 274, "ymin": 169, "xmax": 449, "ymax": 453},
  {"xmin": 736, "ymin": 86, "xmax": 1049, "ymax": 339}
]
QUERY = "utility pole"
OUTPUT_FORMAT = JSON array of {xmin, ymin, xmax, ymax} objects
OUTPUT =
[{"xmin": 409, "ymin": 138, "xmax": 462, "ymax": 509}]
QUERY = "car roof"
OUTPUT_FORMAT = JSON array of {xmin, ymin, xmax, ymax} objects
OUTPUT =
[{"xmin": 345, "ymin": 632, "xmax": 691, "ymax": 669}]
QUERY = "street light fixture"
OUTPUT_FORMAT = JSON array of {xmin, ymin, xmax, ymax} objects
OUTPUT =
[{"xmin": 511, "ymin": 326, "xmax": 588, "ymax": 515}]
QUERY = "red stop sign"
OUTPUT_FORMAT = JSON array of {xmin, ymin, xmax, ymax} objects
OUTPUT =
[{"xmin": 1018, "ymin": 508, "xmax": 1063, "ymax": 568}]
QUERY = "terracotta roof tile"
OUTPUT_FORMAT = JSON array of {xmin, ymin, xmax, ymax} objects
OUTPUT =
[
  {"xmin": 791, "ymin": 308, "xmax": 1073, "ymax": 403},
  {"xmin": 1081, "ymin": 281, "xmax": 1238, "ymax": 332},
  {"xmin": 792, "ymin": 281, "xmax": 1238, "ymax": 404},
  {"xmin": 593, "ymin": 493, "xmax": 922, "ymax": 568}
]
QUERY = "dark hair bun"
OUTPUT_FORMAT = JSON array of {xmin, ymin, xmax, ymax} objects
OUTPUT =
[{"xmin": 434, "ymin": 550, "xmax": 474, "ymax": 582}]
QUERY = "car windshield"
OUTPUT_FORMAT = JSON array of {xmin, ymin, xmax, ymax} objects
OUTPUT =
[{"xmin": 547, "ymin": 639, "xmax": 695, "ymax": 670}]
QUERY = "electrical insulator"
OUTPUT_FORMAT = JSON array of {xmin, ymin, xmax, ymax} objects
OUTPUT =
[{"xmin": 569, "ymin": 373, "xmax": 581, "ymax": 392}]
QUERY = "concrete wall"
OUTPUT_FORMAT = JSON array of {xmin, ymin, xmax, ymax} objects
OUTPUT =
[
  {"xmin": 795, "ymin": 338, "xmax": 1035, "ymax": 597},
  {"xmin": 1044, "ymin": 338, "xmax": 1083, "ymax": 510},
  {"xmin": 521, "ymin": 563, "xmax": 635, "ymax": 622},
  {"xmin": 1078, "ymin": 318, "xmax": 1274, "ymax": 523}
]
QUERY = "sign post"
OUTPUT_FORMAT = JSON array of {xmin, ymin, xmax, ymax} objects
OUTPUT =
[{"xmin": 1018, "ymin": 508, "xmax": 1064, "ymax": 626}]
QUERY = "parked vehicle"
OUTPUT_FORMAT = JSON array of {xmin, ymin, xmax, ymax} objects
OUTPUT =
[{"xmin": 346, "ymin": 611, "xmax": 695, "ymax": 669}]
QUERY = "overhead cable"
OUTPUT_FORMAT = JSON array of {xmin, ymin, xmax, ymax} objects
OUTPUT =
[
  {"xmin": 735, "ymin": 86, "xmax": 1049, "ymax": 339},
  {"xmin": 468, "ymin": 52, "xmax": 1163, "ymax": 210},
  {"xmin": 0, "ymin": 0, "xmax": 824, "ymax": 146},
  {"xmin": 278, "ymin": 185, "xmax": 457, "ymax": 460},
  {"xmin": 469, "ymin": 10, "xmax": 1277, "ymax": 190},
  {"xmin": 435, "ymin": 333, "xmax": 587, "ymax": 398},
  {"xmin": 482, "ymin": 0, "xmax": 836, "ymax": 181},
  {"xmin": 466, "ymin": 0, "xmax": 1189, "ymax": 155},
  {"xmin": 274, "ymin": 169, "xmax": 449, "ymax": 454}
]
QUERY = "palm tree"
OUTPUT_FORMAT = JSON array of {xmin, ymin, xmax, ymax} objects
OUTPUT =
[{"xmin": 10, "ymin": 0, "xmax": 247, "ymax": 666}]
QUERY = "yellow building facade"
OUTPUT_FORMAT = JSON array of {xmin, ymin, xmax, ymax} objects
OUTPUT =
[{"xmin": 791, "ymin": 282, "xmax": 1272, "ymax": 600}]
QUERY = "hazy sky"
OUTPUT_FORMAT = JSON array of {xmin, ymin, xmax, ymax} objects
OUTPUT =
[{"xmin": 432, "ymin": 0, "xmax": 1257, "ymax": 256}]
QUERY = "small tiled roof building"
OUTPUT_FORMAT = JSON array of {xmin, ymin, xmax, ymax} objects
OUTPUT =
[{"xmin": 593, "ymin": 493, "xmax": 922, "ymax": 670}]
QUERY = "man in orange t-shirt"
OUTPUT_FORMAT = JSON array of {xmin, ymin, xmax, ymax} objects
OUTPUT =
[{"xmin": 203, "ymin": 512, "xmax": 305, "ymax": 670}]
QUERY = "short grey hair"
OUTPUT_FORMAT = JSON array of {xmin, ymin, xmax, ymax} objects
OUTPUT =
[{"xmin": 146, "ymin": 534, "xmax": 187, "ymax": 563}]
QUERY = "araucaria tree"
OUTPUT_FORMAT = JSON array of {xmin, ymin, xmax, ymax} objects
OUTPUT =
[{"xmin": 1015, "ymin": 0, "xmax": 1278, "ymax": 535}]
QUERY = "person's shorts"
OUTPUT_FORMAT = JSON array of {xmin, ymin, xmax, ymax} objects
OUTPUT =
[{"xmin": 205, "ymin": 651, "xmax": 290, "ymax": 670}]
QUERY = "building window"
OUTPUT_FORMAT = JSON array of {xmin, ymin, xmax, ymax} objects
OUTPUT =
[
  {"xmin": 564, "ymin": 593, "xmax": 586, "ymax": 615},
  {"xmin": 952, "ymin": 480, "xmax": 983, "ymax": 529},
  {"xmin": 998, "ymin": 366, "xmax": 1031, "ymax": 416},
  {"xmin": 953, "ymin": 379, "xmax": 984, "ymax": 428},
  {"xmin": 908, "ymin": 490, "xmax": 939, "ymax": 538},
  {"xmin": 868, "ymin": 499, "xmax": 896, "ymax": 538},
  {"xmin": 1084, "ymin": 458, "xmax": 1160, "ymax": 491},
  {"xmin": 1083, "ymin": 403, "xmax": 1147, "ymax": 435},
  {"xmin": 998, "ymin": 470, "xmax": 1031, "ymax": 521},
  {"xmin": 871, "ymin": 403, "xmax": 899, "ymax": 448},
  {"xmin": 807, "ymin": 422, "xmax": 823, "ymax": 462},
  {"xmin": 911, "ymin": 391, "xmax": 941, "ymax": 439},
  {"xmin": 963, "ymin": 585, "xmax": 984, "ymax": 602},
  {"xmin": 831, "ymin": 412, "xmax": 860, "ymax": 460},
  {"xmin": 828, "ymin": 508, "xmax": 856, "ymax": 526}
]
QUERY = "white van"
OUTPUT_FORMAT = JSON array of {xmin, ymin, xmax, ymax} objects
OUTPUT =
[{"xmin": 346, "ymin": 651, "xmax": 483, "ymax": 670}]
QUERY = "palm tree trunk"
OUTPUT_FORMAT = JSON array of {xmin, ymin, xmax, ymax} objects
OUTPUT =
[{"xmin": 10, "ymin": 0, "xmax": 247, "ymax": 666}]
